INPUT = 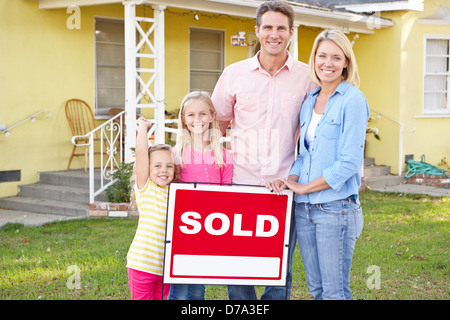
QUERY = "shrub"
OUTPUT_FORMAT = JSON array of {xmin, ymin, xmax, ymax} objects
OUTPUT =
[{"xmin": 106, "ymin": 162, "xmax": 134, "ymax": 203}]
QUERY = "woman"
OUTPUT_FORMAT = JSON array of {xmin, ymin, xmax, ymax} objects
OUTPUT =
[{"xmin": 267, "ymin": 29, "xmax": 369, "ymax": 300}]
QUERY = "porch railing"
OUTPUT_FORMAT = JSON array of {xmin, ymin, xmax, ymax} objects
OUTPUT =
[
  {"xmin": 71, "ymin": 111, "xmax": 124, "ymax": 203},
  {"xmin": 76, "ymin": 113, "xmax": 230, "ymax": 203}
]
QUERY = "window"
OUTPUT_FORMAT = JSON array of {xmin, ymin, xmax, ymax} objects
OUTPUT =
[
  {"xmin": 95, "ymin": 18, "xmax": 125, "ymax": 116},
  {"xmin": 189, "ymin": 28, "xmax": 224, "ymax": 94},
  {"xmin": 423, "ymin": 36, "xmax": 450, "ymax": 115}
]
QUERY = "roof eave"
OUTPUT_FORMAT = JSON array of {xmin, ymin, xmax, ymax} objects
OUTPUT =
[
  {"xmin": 335, "ymin": 0, "xmax": 424, "ymax": 13},
  {"xmin": 35, "ymin": 0, "xmax": 394, "ymax": 34}
]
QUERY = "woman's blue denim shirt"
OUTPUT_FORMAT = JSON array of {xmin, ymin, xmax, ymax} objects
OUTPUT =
[{"xmin": 289, "ymin": 82, "xmax": 370, "ymax": 204}]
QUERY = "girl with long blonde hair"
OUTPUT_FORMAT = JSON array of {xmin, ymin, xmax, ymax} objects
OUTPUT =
[{"xmin": 170, "ymin": 91, "xmax": 233, "ymax": 300}]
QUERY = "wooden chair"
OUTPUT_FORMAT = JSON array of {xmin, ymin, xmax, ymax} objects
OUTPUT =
[{"xmin": 65, "ymin": 99, "xmax": 99, "ymax": 172}]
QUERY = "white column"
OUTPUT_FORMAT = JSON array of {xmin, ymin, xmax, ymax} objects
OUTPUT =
[
  {"xmin": 289, "ymin": 24, "xmax": 299, "ymax": 60},
  {"xmin": 124, "ymin": 2, "xmax": 137, "ymax": 163},
  {"xmin": 153, "ymin": 5, "xmax": 166, "ymax": 144}
]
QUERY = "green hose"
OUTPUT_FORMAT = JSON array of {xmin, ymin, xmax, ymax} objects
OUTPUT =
[{"xmin": 406, "ymin": 159, "xmax": 450, "ymax": 179}]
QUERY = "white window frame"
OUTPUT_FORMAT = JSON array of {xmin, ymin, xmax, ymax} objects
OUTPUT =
[
  {"xmin": 189, "ymin": 27, "xmax": 225, "ymax": 94},
  {"xmin": 94, "ymin": 16, "xmax": 125, "ymax": 118},
  {"xmin": 421, "ymin": 34, "xmax": 450, "ymax": 117}
]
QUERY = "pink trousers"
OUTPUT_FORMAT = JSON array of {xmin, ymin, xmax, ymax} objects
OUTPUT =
[{"xmin": 127, "ymin": 268, "xmax": 170, "ymax": 300}]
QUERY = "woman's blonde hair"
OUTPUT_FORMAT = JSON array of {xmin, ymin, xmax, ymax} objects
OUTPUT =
[
  {"xmin": 308, "ymin": 29, "xmax": 360, "ymax": 88},
  {"xmin": 174, "ymin": 91, "xmax": 224, "ymax": 168}
]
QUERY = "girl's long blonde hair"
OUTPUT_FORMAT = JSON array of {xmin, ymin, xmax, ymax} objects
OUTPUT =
[{"xmin": 174, "ymin": 91, "xmax": 224, "ymax": 169}]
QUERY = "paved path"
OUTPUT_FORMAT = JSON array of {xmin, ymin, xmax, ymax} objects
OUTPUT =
[
  {"xmin": 0, "ymin": 210, "xmax": 81, "ymax": 228},
  {"xmin": 1, "ymin": 183, "xmax": 448, "ymax": 228},
  {"xmin": 370, "ymin": 183, "xmax": 450, "ymax": 198}
]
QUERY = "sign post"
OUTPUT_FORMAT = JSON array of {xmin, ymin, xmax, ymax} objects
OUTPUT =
[{"xmin": 163, "ymin": 182, "xmax": 293, "ymax": 286}]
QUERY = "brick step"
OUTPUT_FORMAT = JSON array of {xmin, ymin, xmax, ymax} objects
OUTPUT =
[{"xmin": 363, "ymin": 165, "xmax": 391, "ymax": 177}]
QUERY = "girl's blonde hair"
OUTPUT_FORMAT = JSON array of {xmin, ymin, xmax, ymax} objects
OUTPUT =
[
  {"xmin": 174, "ymin": 91, "xmax": 224, "ymax": 168},
  {"xmin": 308, "ymin": 29, "xmax": 360, "ymax": 88},
  {"xmin": 129, "ymin": 143, "xmax": 179, "ymax": 212}
]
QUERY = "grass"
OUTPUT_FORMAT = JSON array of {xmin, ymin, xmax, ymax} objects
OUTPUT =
[{"xmin": 0, "ymin": 190, "xmax": 448, "ymax": 300}]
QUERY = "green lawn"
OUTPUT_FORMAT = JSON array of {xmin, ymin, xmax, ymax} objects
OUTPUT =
[{"xmin": 0, "ymin": 190, "xmax": 448, "ymax": 300}]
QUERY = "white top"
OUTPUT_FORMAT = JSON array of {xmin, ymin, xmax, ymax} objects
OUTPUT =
[{"xmin": 305, "ymin": 109, "xmax": 322, "ymax": 151}]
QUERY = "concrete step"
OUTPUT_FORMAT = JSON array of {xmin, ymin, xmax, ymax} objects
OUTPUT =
[
  {"xmin": 363, "ymin": 165, "xmax": 391, "ymax": 177},
  {"xmin": 38, "ymin": 169, "xmax": 103, "ymax": 189},
  {"xmin": 18, "ymin": 183, "xmax": 107, "ymax": 203},
  {"xmin": 363, "ymin": 175, "xmax": 405, "ymax": 189},
  {"xmin": 0, "ymin": 169, "xmax": 114, "ymax": 224},
  {"xmin": 0, "ymin": 196, "xmax": 88, "ymax": 217},
  {"xmin": 364, "ymin": 157, "xmax": 375, "ymax": 167}
]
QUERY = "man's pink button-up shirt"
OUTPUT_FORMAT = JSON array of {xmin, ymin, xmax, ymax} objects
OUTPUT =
[{"xmin": 212, "ymin": 52, "xmax": 315, "ymax": 186}]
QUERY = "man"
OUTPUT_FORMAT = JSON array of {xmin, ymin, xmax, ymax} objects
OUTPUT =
[{"xmin": 211, "ymin": 0, "xmax": 316, "ymax": 300}]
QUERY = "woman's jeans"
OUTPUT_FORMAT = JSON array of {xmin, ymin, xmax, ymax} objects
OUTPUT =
[{"xmin": 294, "ymin": 196, "xmax": 363, "ymax": 300}]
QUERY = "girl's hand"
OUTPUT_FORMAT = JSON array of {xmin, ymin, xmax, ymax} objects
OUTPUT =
[{"xmin": 137, "ymin": 117, "xmax": 153, "ymax": 131}]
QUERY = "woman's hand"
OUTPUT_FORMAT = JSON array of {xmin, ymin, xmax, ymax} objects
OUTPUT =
[
  {"xmin": 265, "ymin": 179, "xmax": 288, "ymax": 195},
  {"xmin": 282, "ymin": 179, "xmax": 308, "ymax": 195},
  {"xmin": 266, "ymin": 175, "xmax": 300, "ymax": 195}
]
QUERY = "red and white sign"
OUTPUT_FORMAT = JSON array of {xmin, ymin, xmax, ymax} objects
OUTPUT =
[{"xmin": 163, "ymin": 183, "xmax": 293, "ymax": 286}]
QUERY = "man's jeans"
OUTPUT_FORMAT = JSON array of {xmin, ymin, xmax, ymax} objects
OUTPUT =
[
  {"xmin": 227, "ymin": 214, "xmax": 297, "ymax": 300},
  {"xmin": 294, "ymin": 197, "xmax": 363, "ymax": 300},
  {"xmin": 169, "ymin": 284, "xmax": 205, "ymax": 300}
]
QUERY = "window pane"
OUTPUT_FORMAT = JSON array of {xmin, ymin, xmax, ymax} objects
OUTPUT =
[
  {"xmin": 189, "ymin": 29, "xmax": 224, "ymax": 93},
  {"xmin": 97, "ymin": 66, "xmax": 125, "ymax": 87},
  {"xmin": 426, "ymin": 56, "xmax": 449, "ymax": 73},
  {"xmin": 96, "ymin": 43, "xmax": 125, "ymax": 66},
  {"xmin": 424, "ymin": 38, "xmax": 450, "ymax": 113},
  {"xmin": 426, "ymin": 39, "xmax": 449, "ymax": 55},
  {"xmin": 95, "ymin": 18, "xmax": 125, "ymax": 115},
  {"xmin": 424, "ymin": 92, "xmax": 447, "ymax": 111},
  {"xmin": 96, "ymin": 19, "xmax": 124, "ymax": 43},
  {"xmin": 97, "ymin": 88, "xmax": 126, "ymax": 114},
  {"xmin": 424, "ymin": 75, "xmax": 447, "ymax": 91},
  {"xmin": 191, "ymin": 50, "xmax": 222, "ymax": 70},
  {"xmin": 190, "ymin": 71, "xmax": 221, "ymax": 93},
  {"xmin": 191, "ymin": 30, "xmax": 223, "ymax": 51}
]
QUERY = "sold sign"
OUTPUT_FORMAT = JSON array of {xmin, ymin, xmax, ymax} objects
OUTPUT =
[{"xmin": 163, "ymin": 183, "xmax": 293, "ymax": 286}]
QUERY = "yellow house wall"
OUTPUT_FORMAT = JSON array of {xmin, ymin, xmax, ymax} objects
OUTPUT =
[
  {"xmin": 163, "ymin": 8, "xmax": 319, "ymax": 112},
  {"xmin": 0, "ymin": 1, "xmax": 124, "ymax": 197},
  {"xmin": 355, "ymin": 12, "xmax": 402, "ymax": 173},
  {"xmin": 10, "ymin": 1, "xmax": 423, "ymax": 197},
  {"xmin": 355, "ymin": 0, "xmax": 450, "ymax": 174},
  {"xmin": 164, "ymin": 8, "xmax": 257, "ymax": 114},
  {"xmin": 0, "ymin": 2, "xmax": 318, "ymax": 198},
  {"xmin": 401, "ymin": 0, "xmax": 450, "ymax": 172}
]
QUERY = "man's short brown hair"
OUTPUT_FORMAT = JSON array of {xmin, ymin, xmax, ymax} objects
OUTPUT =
[{"xmin": 256, "ymin": 0, "xmax": 295, "ymax": 30}]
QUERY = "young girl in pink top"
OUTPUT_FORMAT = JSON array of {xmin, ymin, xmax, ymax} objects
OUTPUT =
[{"xmin": 169, "ymin": 91, "xmax": 233, "ymax": 300}]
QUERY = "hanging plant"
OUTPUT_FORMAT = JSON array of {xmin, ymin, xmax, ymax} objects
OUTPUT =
[{"xmin": 366, "ymin": 127, "xmax": 380, "ymax": 140}]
